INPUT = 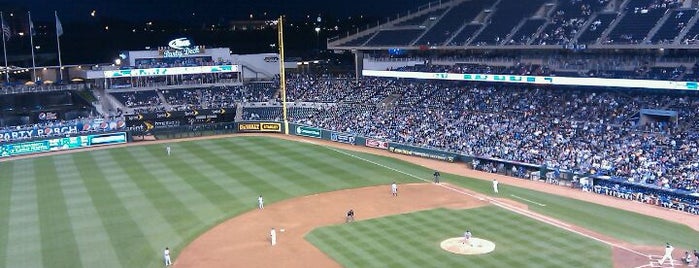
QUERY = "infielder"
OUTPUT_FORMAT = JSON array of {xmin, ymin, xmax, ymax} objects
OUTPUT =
[
  {"xmin": 659, "ymin": 242, "xmax": 674, "ymax": 266},
  {"xmin": 166, "ymin": 145, "xmax": 171, "ymax": 156},
  {"xmin": 433, "ymin": 171, "xmax": 440, "ymax": 184},
  {"xmin": 164, "ymin": 247, "xmax": 172, "ymax": 266},
  {"xmin": 493, "ymin": 179, "xmax": 499, "ymax": 193},
  {"xmin": 346, "ymin": 209, "xmax": 355, "ymax": 223},
  {"xmin": 258, "ymin": 195, "xmax": 264, "ymax": 210},
  {"xmin": 270, "ymin": 228, "xmax": 277, "ymax": 246},
  {"xmin": 391, "ymin": 182, "xmax": 398, "ymax": 197}
]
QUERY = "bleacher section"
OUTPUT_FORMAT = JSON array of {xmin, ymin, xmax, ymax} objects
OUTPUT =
[
  {"xmin": 534, "ymin": 0, "xmax": 610, "ymax": 45},
  {"xmin": 330, "ymin": 0, "xmax": 699, "ymax": 49},
  {"xmin": 605, "ymin": 0, "xmax": 679, "ymax": 44},
  {"xmin": 366, "ymin": 29, "xmax": 426, "ymax": 46},
  {"xmin": 471, "ymin": 0, "xmax": 546, "ymax": 45},
  {"xmin": 576, "ymin": 12, "xmax": 618, "ymax": 44},
  {"xmin": 650, "ymin": 9, "xmax": 697, "ymax": 44},
  {"xmin": 507, "ymin": 18, "xmax": 547, "ymax": 45},
  {"xmin": 415, "ymin": 0, "xmax": 495, "ymax": 46}
]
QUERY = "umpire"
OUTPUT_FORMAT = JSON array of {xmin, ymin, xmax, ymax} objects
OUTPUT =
[{"xmin": 433, "ymin": 171, "xmax": 441, "ymax": 184}]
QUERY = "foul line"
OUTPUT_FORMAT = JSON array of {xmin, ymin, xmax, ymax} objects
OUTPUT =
[
  {"xmin": 320, "ymin": 145, "xmax": 650, "ymax": 258},
  {"xmin": 510, "ymin": 194, "xmax": 547, "ymax": 207}
]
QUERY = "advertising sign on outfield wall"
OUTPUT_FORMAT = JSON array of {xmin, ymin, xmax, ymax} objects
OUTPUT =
[
  {"xmin": 365, "ymin": 138, "xmax": 388, "ymax": 150},
  {"xmin": 330, "ymin": 132, "xmax": 355, "ymax": 145},
  {"xmin": 296, "ymin": 126, "xmax": 321, "ymax": 138},
  {"xmin": 237, "ymin": 122, "xmax": 282, "ymax": 132}
]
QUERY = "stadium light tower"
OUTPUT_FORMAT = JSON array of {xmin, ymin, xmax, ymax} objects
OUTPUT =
[{"xmin": 278, "ymin": 16, "xmax": 289, "ymax": 135}]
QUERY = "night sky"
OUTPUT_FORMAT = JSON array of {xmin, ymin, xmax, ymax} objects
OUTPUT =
[
  {"xmin": 3, "ymin": 0, "xmax": 433, "ymax": 22},
  {"xmin": 0, "ymin": 0, "xmax": 433, "ymax": 64}
]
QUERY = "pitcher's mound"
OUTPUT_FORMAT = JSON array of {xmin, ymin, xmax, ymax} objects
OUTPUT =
[{"xmin": 440, "ymin": 237, "xmax": 495, "ymax": 255}]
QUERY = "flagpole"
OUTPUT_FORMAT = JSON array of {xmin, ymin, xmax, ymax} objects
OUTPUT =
[
  {"xmin": 55, "ymin": 11, "xmax": 63, "ymax": 82},
  {"xmin": 28, "ymin": 11, "xmax": 37, "ymax": 82},
  {"xmin": 1, "ymin": 12, "xmax": 9, "ymax": 83}
]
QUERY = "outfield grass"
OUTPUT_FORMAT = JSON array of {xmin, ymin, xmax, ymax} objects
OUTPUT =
[
  {"xmin": 306, "ymin": 207, "xmax": 612, "ymax": 268},
  {"xmin": 0, "ymin": 136, "xmax": 696, "ymax": 268}
]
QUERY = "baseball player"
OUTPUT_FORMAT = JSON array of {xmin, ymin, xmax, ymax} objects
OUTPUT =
[
  {"xmin": 391, "ymin": 182, "xmax": 398, "ymax": 197},
  {"xmin": 346, "ymin": 209, "xmax": 355, "ymax": 223},
  {"xmin": 270, "ymin": 228, "xmax": 277, "ymax": 246},
  {"xmin": 492, "ymin": 179, "xmax": 499, "ymax": 193},
  {"xmin": 258, "ymin": 195, "xmax": 264, "ymax": 210},
  {"xmin": 693, "ymin": 249, "xmax": 699, "ymax": 267},
  {"xmin": 659, "ymin": 242, "xmax": 674, "ymax": 266},
  {"xmin": 463, "ymin": 230, "xmax": 472, "ymax": 246},
  {"xmin": 433, "ymin": 171, "xmax": 440, "ymax": 184},
  {"xmin": 163, "ymin": 247, "xmax": 172, "ymax": 266},
  {"xmin": 166, "ymin": 145, "xmax": 171, "ymax": 156}
]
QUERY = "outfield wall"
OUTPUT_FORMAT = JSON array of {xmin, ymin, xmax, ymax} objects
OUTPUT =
[{"xmin": 0, "ymin": 132, "xmax": 129, "ymax": 158}]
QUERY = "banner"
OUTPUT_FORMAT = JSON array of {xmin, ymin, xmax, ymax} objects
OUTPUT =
[
  {"xmin": 237, "ymin": 122, "xmax": 281, "ymax": 133},
  {"xmin": 365, "ymin": 138, "xmax": 388, "ymax": 150},
  {"xmin": 0, "ymin": 119, "xmax": 126, "ymax": 142},
  {"xmin": 126, "ymin": 108, "xmax": 234, "ymax": 133},
  {"xmin": 388, "ymin": 144, "xmax": 458, "ymax": 162},
  {"xmin": 330, "ymin": 132, "xmax": 355, "ymax": 144},
  {"xmin": 295, "ymin": 125, "xmax": 321, "ymax": 138},
  {"xmin": 0, "ymin": 132, "xmax": 127, "ymax": 158}
]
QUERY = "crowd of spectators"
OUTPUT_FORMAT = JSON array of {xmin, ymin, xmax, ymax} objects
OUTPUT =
[
  {"xmin": 110, "ymin": 83, "xmax": 279, "ymax": 114},
  {"xmin": 281, "ymin": 74, "xmax": 699, "ymax": 201}
]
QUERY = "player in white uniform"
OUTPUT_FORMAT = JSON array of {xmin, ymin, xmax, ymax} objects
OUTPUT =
[
  {"xmin": 164, "ymin": 247, "xmax": 172, "ymax": 266},
  {"xmin": 463, "ymin": 230, "xmax": 472, "ymax": 246},
  {"xmin": 270, "ymin": 228, "xmax": 277, "ymax": 246},
  {"xmin": 492, "ymin": 179, "xmax": 499, "ymax": 193},
  {"xmin": 659, "ymin": 242, "xmax": 674, "ymax": 266},
  {"xmin": 391, "ymin": 182, "xmax": 398, "ymax": 197},
  {"xmin": 166, "ymin": 145, "xmax": 171, "ymax": 156},
  {"xmin": 258, "ymin": 195, "xmax": 264, "ymax": 209}
]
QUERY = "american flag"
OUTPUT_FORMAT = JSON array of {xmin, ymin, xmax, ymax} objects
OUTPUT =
[{"xmin": 1, "ymin": 14, "xmax": 10, "ymax": 41}]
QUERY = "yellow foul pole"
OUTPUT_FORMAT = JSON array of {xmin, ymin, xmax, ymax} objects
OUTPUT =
[{"xmin": 278, "ymin": 16, "xmax": 289, "ymax": 135}]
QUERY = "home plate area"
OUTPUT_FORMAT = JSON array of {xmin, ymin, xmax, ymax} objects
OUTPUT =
[
  {"xmin": 440, "ymin": 237, "xmax": 496, "ymax": 255},
  {"xmin": 634, "ymin": 255, "xmax": 685, "ymax": 268}
]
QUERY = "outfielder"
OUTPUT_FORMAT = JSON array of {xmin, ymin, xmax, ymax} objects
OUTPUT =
[
  {"xmin": 659, "ymin": 242, "xmax": 674, "ymax": 266},
  {"xmin": 270, "ymin": 228, "xmax": 277, "ymax": 246},
  {"xmin": 258, "ymin": 195, "xmax": 264, "ymax": 210},
  {"xmin": 433, "ymin": 171, "xmax": 440, "ymax": 184},
  {"xmin": 391, "ymin": 182, "xmax": 398, "ymax": 197},
  {"xmin": 166, "ymin": 145, "xmax": 171, "ymax": 156},
  {"xmin": 163, "ymin": 247, "xmax": 172, "ymax": 266},
  {"xmin": 493, "ymin": 179, "xmax": 499, "ymax": 193}
]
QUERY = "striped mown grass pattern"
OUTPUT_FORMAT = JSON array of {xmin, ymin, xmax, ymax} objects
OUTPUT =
[
  {"xmin": 306, "ymin": 207, "xmax": 612, "ymax": 268},
  {"xmin": 0, "ymin": 136, "xmax": 696, "ymax": 267}
]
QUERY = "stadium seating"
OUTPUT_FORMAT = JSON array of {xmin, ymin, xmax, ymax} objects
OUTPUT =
[{"xmin": 330, "ymin": 0, "xmax": 699, "ymax": 48}]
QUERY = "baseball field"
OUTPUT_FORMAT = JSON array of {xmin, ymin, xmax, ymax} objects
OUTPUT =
[{"xmin": 0, "ymin": 135, "xmax": 697, "ymax": 268}]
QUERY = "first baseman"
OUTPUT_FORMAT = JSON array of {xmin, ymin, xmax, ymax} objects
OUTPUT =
[{"xmin": 391, "ymin": 182, "xmax": 398, "ymax": 197}]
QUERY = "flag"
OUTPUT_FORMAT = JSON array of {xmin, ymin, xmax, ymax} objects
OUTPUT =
[
  {"xmin": 55, "ymin": 12, "xmax": 63, "ymax": 37},
  {"xmin": 29, "ymin": 15, "xmax": 35, "ymax": 36},
  {"xmin": 1, "ymin": 14, "xmax": 9, "ymax": 41}
]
